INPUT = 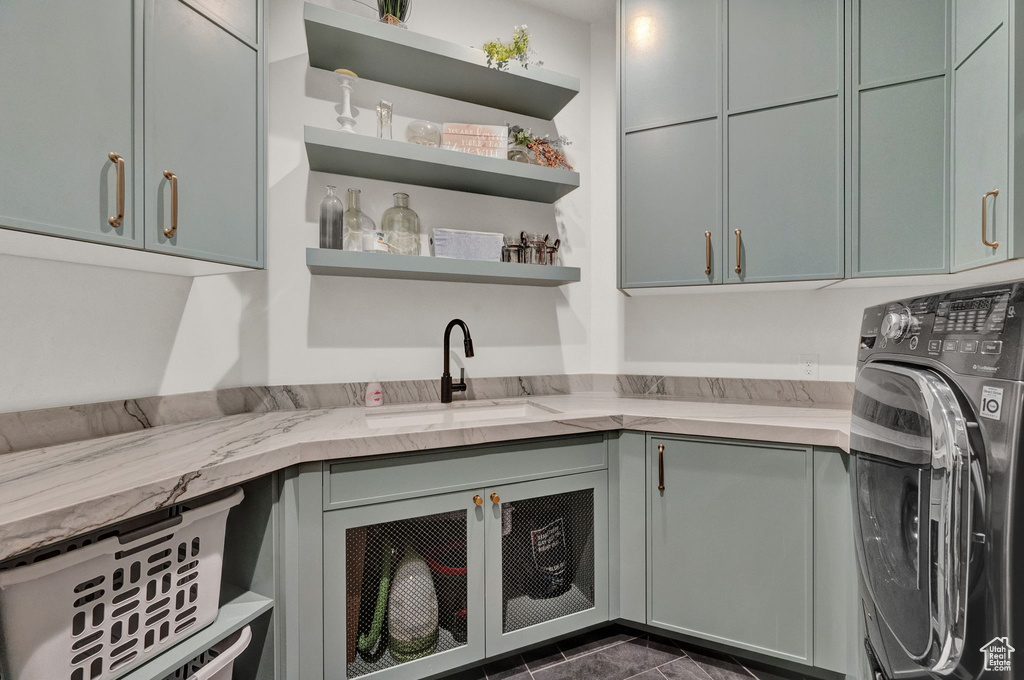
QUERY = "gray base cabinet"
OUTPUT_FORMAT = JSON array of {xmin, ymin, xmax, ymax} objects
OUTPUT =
[{"xmin": 647, "ymin": 437, "xmax": 814, "ymax": 663}]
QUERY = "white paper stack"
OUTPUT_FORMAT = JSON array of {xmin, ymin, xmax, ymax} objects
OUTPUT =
[
  {"xmin": 441, "ymin": 123, "xmax": 508, "ymax": 159},
  {"xmin": 432, "ymin": 229, "xmax": 504, "ymax": 261}
]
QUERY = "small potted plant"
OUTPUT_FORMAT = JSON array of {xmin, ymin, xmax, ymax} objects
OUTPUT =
[
  {"xmin": 483, "ymin": 26, "xmax": 543, "ymax": 70},
  {"xmin": 378, "ymin": 0, "xmax": 411, "ymax": 27}
]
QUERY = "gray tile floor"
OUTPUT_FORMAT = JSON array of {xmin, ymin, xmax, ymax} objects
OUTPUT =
[{"xmin": 439, "ymin": 627, "xmax": 814, "ymax": 680}]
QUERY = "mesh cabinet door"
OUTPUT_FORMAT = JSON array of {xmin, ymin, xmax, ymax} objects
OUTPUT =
[
  {"xmin": 324, "ymin": 491, "xmax": 487, "ymax": 680},
  {"xmin": 484, "ymin": 471, "xmax": 609, "ymax": 655}
]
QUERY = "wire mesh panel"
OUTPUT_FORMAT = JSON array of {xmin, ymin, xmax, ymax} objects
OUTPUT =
[
  {"xmin": 345, "ymin": 510, "xmax": 468, "ymax": 678},
  {"xmin": 499, "ymin": 488, "xmax": 596, "ymax": 633}
]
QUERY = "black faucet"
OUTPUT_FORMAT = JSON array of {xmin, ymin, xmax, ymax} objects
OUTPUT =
[{"xmin": 441, "ymin": 318, "xmax": 474, "ymax": 403}]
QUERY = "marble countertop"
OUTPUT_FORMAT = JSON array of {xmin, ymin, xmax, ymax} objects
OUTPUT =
[{"xmin": 0, "ymin": 394, "xmax": 851, "ymax": 561}]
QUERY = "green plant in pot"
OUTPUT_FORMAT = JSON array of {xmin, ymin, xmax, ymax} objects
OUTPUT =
[{"xmin": 378, "ymin": 0, "xmax": 411, "ymax": 27}]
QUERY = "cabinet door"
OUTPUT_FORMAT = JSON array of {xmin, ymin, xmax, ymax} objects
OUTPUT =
[
  {"xmin": 954, "ymin": 0, "xmax": 1006, "ymax": 64},
  {"xmin": 952, "ymin": 23, "xmax": 1008, "ymax": 271},
  {"xmin": 727, "ymin": 0, "xmax": 840, "ymax": 111},
  {"xmin": 854, "ymin": 77, "xmax": 948, "ymax": 276},
  {"xmin": 144, "ymin": 0, "xmax": 260, "ymax": 266},
  {"xmin": 725, "ymin": 98, "xmax": 844, "ymax": 282},
  {"xmin": 622, "ymin": 0, "xmax": 719, "ymax": 131},
  {"xmin": 648, "ymin": 437, "xmax": 813, "ymax": 664},
  {"xmin": 622, "ymin": 120, "xmax": 721, "ymax": 287},
  {"xmin": 0, "ymin": 0, "xmax": 138, "ymax": 247},
  {"xmin": 323, "ymin": 491, "xmax": 486, "ymax": 680},
  {"xmin": 485, "ymin": 471, "xmax": 609, "ymax": 655}
]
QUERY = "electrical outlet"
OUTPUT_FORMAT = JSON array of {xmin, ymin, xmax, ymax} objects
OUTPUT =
[{"xmin": 799, "ymin": 354, "xmax": 819, "ymax": 379}]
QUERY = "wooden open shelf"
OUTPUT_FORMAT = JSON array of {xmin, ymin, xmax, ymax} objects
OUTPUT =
[
  {"xmin": 303, "ymin": 2, "xmax": 579, "ymax": 119},
  {"xmin": 307, "ymin": 248, "xmax": 581, "ymax": 286}
]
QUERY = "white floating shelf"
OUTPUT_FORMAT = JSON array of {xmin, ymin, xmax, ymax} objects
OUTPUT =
[
  {"xmin": 303, "ymin": 2, "xmax": 580, "ymax": 119},
  {"xmin": 305, "ymin": 126, "xmax": 579, "ymax": 203},
  {"xmin": 307, "ymin": 248, "xmax": 581, "ymax": 286}
]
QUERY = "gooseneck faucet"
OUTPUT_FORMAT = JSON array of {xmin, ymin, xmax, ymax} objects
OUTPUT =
[{"xmin": 441, "ymin": 318, "xmax": 474, "ymax": 403}]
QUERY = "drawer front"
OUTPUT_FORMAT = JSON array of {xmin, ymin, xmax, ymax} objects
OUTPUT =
[{"xmin": 326, "ymin": 436, "xmax": 607, "ymax": 510}]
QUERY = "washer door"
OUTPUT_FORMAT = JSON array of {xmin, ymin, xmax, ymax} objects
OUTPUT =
[{"xmin": 851, "ymin": 363, "xmax": 974, "ymax": 675}]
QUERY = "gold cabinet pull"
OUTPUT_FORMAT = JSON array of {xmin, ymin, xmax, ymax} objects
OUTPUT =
[
  {"xmin": 108, "ymin": 152, "xmax": 125, "ymax": 228},
  {"xmin": 490, "ymin": 492, "xmax": 501, "ymax": 505},
  {"xmin": 163, "ymin": 170, "xmax": 178, "ymax": 238},
  {"xmin": 982, "ymin": 189, "xmax": 1000, "ymax": 249},
  {"xmin": 657, "ymin": 443, "xmax": 665, "ymax": 492},
  {"xmin": 472, "ymin": 494, "xmax": 483, "ymax": 506},
  {"xmin": 704, "ymin": 231, "xmax": 712, "ymax": 275},
  {"xmin": 734, "ymin": 229, "xmax": 742, "ymax": 274}
]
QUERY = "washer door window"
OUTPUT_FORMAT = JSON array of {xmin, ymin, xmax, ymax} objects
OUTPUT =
[{"xmin": 850, "ymin": 363, "xmax": 973, "ymax": 674}]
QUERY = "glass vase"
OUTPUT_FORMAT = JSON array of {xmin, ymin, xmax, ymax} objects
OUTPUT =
[
  {"xmin": 319, "ymin": 185, "xmax": 344, "ymax": 249},
  {"xmin": 381, "ymin": 192, "xmax": 421, "ymax": 255},
  {"xmin": 343, "ymin": 189, "xmax": 374, "ymax": 252}
]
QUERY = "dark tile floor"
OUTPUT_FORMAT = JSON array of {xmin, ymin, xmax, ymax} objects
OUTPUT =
[{"xmin": 439, "ymin": 626, "xmax": 814, "ymax": 680}]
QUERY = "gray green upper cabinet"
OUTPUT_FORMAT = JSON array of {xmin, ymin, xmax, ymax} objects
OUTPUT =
[
  {"xmin": 647, "ymin": 437, "xmax": 814, "ymax": 664},
  {"xmin": 620, "ymin": 0, "xmax": 721, "ymax": 288},
  {"xmin": 0, "ymin": 0, "xmax": 139, "ymax": 248},
  {"xmin": 723, "ymin": 0, "xmax": 844, "ymax": 284},
  {"xmin": 725, "ymin": 98, "xmax": 843, "ymax": 283},
  {"xmin": 144, "ymin": 0, "xmax": 262, "ymax": 267},
  {"xmin": 622, "ymin": 0, "xmax": 720, "ymax": 131},
  {"xmin": 726, "ymin": 0, "xmax": 840, "ymax": 111},
  {"xmin": 0, "ymin": 0, "xmax": 265, "ymax": 269},
  {"xmin": 952, "ymin": 1, "xmax": 1010, "ymax": 272},
  {"xmin": 851, "ymin": 0, "xmax": 949, "ymax": 277}
]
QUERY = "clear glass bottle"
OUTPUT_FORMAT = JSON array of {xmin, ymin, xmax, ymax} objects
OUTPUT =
[
  {"xmin": 343, "ymin": 189, "xmax": 374, "ymax": 252},
  {"xmin": 381, "ymin": 192, "xmax": 421, "ymax": 255},
  {"xmin": 319, "ymin": 185, "xmax": 344, "ymax": 249}
]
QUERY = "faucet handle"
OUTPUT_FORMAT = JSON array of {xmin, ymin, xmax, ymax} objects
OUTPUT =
[{"xmin": 460, "ymin": 367, "xmax": 465, "ymax": 384}]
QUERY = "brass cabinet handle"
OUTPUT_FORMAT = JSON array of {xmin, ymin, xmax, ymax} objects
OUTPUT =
[
  {"xmin": 108, "ymin": 152, "xmax": 125, "ymax": 228},
  {"xmin": 982, "ymin": 189, "xmax": 1000, "ymax": 249},
  {"xmin": 734, "ymin": 229, "xmax": 742, "ymax": 274},
  {"xmin": 704, "ymin": 231, "xmax": 712, "ymax": 275},
  {"xmin": 657, "ymin": 444, "xmax": 665, "ymax": 492},
  {"xmin": 163, "ymin": 170, "xmax": 178, "ymax": 238},
  {"xmin": 473, "ymin": 494, "xmax": 483, "ymax": 506},
  {"xmin": 490, "ymin": 492, "xmax": 501, "ymax": 505}
]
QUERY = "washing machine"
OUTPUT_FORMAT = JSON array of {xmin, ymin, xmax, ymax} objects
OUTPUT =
[{"xmin": 851, "ymin": 281, "xmax": 1023, "ymax": 678}]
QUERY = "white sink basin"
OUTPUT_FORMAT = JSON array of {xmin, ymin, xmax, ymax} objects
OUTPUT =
[{"xmin": 365, "ymin": 401, "xmax": 561, "ymax": 429}]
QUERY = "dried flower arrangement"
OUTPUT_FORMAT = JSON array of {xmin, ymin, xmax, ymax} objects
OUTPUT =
[
  {"xmin": 508, "ymin": 125, "xmax": 573, "ymax": 170},
  {"xmin": 482, "ymin": 26, "xmax": 543, "ymax": 70}
]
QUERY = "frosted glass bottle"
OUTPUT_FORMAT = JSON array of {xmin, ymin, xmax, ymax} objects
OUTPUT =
[
  {"xmin": 343, "ymin": 189, "xmax": 374, "ymax": 251},
  {"xmin": 319, "ymin": 185, "xmax": 344, "ymax": 249},
  {"xmin": 381, "ymin": 192, "xmax": 421, "ymax": 255}
]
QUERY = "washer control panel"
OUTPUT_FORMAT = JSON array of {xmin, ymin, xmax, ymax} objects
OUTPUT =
[{"xmin": 859, "ymin": 282, "xmax": 1024, "ymax": 379}]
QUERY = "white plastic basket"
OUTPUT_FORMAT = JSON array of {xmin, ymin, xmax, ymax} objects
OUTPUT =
[
  {"xmin": 163, "ymin": 625, "xmax": 252, "ymax": 680},
  {"xmin": 0, "ymin": 488, "xmax": 244, "ymax": 680}
]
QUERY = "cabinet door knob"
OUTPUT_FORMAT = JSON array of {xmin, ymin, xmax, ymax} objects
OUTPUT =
[
  {"xmin": 982, "ymin": 189, "xmax": 1000, "ymax": 249},
  {"xmin": 108, "ymin": 152, "xmax": 125, "ymax": 228},
  {"xmin": 473, "ymin": 495, "xmax": 483, "ymax": 506},
  {"xmin": 734, "ymin": 229, "xmax": 743, "ymax": 274},
  {"xmin": 657, "ymin": 444, "xmax": 665, "ymax": 492},
  {"xmin": 490, "ymin": 492, "xmax": 501, "ymax": 505},
  {"xmin": 163, "ymin": 170, "xmax": 178, "ymax": 238},
  {"xmin": 704, "ymin": 231, "xmax": 712, "ymax": 276}
]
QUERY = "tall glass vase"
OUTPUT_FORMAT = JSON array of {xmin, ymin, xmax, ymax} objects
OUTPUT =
[
  {"xmin": 319, "ymin": 185, "xmax": 344, "ymax": 249},
  {"xmin": 343, "ymin": 189, "xmax": 374, "ymax": 252}
]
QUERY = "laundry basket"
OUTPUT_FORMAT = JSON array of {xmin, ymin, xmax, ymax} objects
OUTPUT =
[
  {"xmin": 163, "ymin": 625, "xmax": 252, "ymax": 680},
  {"xmin": 0, "ymin": 487, "xmax": 244, "ymax": 680}
]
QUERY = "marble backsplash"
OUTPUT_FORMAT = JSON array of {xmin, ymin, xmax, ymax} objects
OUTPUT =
[{"xmin": 0, "ymin": 374, "xmax": 853, "ymax": 455}]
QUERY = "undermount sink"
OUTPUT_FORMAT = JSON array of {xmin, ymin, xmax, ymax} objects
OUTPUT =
[{"xmin": 365, "ymin": 401, "xmax": 561, "ymax": 429}]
